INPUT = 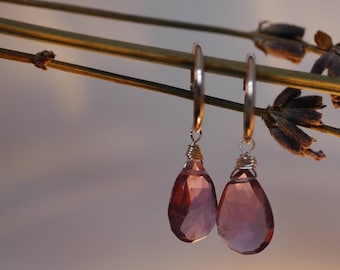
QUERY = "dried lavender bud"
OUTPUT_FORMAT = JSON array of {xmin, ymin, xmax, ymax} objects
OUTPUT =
[
  {"xmin": 255, "ymin": 21, "xmax": 306, "ymax": 63},
  {"xmin": 314, "ymin": 31, "xmax": 333, "ymax": 51},
  {"xmin": 269, "ymin": 126, "xmax": 302, "ymax": 154},
  {"xmin": 330, "ymin": 94, "xmax": 340, "ymax": 108},
  {"xmin": 255, "ymin": 41, "xmax": 305, "ymax": 63},
  {"xmin": 279, "ymin": 92, "xmax": 325, "ymax": 126},
  {"xmin": 273, "ymin": 88, "xmax": 301, "ymax": 108},
  {"xmin": 263, "ymin": 88, "xmax": 326, "ymax": 160},
  {"xmin": 276, "ymin": 117, "xmax": 315, "ymax": 148},
  {"xmin": 310, "ymin": 43, "xmax": 340, "ymax": 108},
  {"xmin": 310, "ymin": 52, "xmax": 332, "ymax": 74},
  {"xmin": 258, "ymin": 21, "xmax": 305, "ymax": 40},
  {"xmin": 326, "ymin": 47, "xmax": 340, "ymax": 77},
  {"xmin": 304, "ymin": 149, "xmax": 326, "ymax": 161},
  {"xmin": 283, "ymin": 95, "xmax": 324, "ymax": 109},
  {"xmin": 280, "ymin": 108, "xmax": 323, "ymax": 126},
  {"xmin": 271, "ymin": 87, "xmax": 324, "ymax": 126},
  {"xmin": 264, "ymin": 117, "xmax": 325, "ymax": 160},
  {"xmin": 31, "ymin": 50, "xmax": 55, "ymax": 70}
]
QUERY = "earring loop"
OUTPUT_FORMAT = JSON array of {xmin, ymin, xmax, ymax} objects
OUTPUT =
[
  {"xmin": 191, "ymin": 43, "xmax": 205, "ymax": 133},
  {"xmin": 243, "ymin": 53, "xmax": 256, "ymax": 144}
]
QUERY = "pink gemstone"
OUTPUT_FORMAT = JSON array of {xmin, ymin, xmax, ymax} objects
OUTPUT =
[
  {"xmin": 217, "ymin": 169, "xmax": 274, "ymax": 254},
  {"xmin": 168, "ymin": 159, "xmax": 217, "ymax": 243}
]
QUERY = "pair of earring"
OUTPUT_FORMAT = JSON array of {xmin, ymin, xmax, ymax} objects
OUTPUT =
[{"xmin": 168, "ymin": 44, "xmax": 274, "ymax": 255}]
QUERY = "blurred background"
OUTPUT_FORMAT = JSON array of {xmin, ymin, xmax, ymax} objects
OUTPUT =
[{"xmin": 1, "ymin": 1, "xmax": 340, "ymax": 269}]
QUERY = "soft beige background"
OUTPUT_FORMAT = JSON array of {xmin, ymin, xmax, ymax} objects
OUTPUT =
[{"xmin": 1, "ymin": 1, "xmax": 340, "ymax": 269}]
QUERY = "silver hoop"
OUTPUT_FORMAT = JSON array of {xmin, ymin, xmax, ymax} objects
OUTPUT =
[
  {"xmin": 243, "ymin": 53, "xmax": 256, "ymax": 144},
  {"xmin": 191, "ymin": 43, "xmax": 205, "ymax": 133}
]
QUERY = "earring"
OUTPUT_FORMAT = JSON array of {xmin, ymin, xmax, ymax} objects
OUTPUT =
[
  {"xmin": 168, "ymin": 43, "xmax": 218, "ymax": 243},
  {"xmin": 216, "ymin": 54, "xmax": 274, "ymax": 254}
]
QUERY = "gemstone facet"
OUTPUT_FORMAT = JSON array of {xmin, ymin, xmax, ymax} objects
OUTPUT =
[
  {"xmin": 168, "ymin": 159, "xmax": 217, "ymax": 243},
  {"xmin": 217, "ymin": 168, "xmax": 274, "ymax": 254}
]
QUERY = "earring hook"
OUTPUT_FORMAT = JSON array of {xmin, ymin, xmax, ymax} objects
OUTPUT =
[
  {"xmin": 191, "ymin": 43, "xmax": 205, "ymax": 133},
  {"xmin": 243, "ymin": 53, "xmax": 256, "ymax": 144}
]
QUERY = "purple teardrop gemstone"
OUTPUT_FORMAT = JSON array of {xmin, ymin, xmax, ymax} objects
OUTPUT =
[
  {"xmin": 217, "ymin": 169, "xmax": 274, "ymax": 254},
  {"xmin": 168, "ymin": 159, "xmax": 217, "ymax": 243}
]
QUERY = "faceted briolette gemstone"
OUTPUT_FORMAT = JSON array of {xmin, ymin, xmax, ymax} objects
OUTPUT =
[
  {"xmin": 168, "ymin": 159, "xmax": 218, "ymax": 243},
  {"xmin": 217, "ymin": 169, "xmax": 274, "ymax": 254}
]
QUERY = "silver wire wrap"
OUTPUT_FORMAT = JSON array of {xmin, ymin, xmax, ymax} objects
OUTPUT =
[
  {"xmin": 236, "ymin": 138, "xmax": 257, "ymax": 169},
  {"xmin": 235, "ymin": 152, "xmax": 257, "ymax": 170},
  {"xmin": 186, "ymin": 142, "xmax": 203, "ymax": 160}
]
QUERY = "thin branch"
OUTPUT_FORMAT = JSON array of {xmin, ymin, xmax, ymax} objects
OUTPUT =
[
  {"xmin": 0, "ymin": 47, "xmax": 251, "ymax": 113},
  {"xmin": 1, "ymin": 47, "xmax": 339, "ymax": 138},
  {"xmin": 0, "ymin": 0, "xmax": 323, "ymax": 55},
  {"xmin": 1, "ymin": 17, "xmax": 340, "ymax": 96}
]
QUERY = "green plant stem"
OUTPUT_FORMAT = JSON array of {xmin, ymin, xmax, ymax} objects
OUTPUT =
[
  {"xmin": 0, "ymin": 0, "xmax": 323, "ymax": 54},
  {"xmin": 1, "ymin": 47, "xmax": 339, "ymax": 138},
  {"xmin": 1, "ymin": 17, "xmax": 340, "ymax": 95}
]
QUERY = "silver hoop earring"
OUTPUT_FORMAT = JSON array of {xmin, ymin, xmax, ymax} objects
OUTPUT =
[
  {"xmin": 217, "ymin": 54, "xmax": 274, "ymax": 254},
  {"xmin": 168, "ymin": 43, "xmax": 217, "ymax": 243}
]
